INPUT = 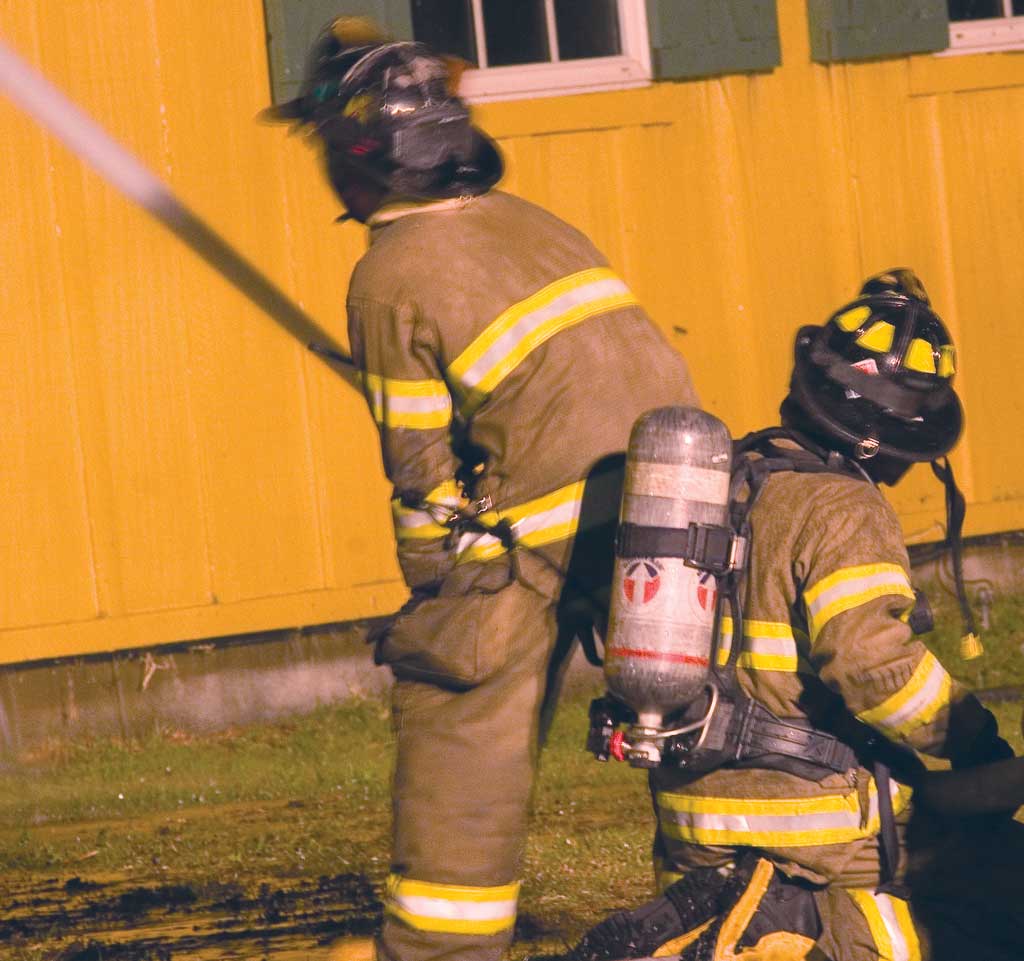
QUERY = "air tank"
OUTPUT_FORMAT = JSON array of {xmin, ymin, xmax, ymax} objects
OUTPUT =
[{"xmin": 603, "ymin": 406, "xmax": 732, "ymax": 760}]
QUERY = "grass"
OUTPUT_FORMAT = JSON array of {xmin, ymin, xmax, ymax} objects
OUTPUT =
[
  {"xmin": 0, "ymin": 687, "xmax": 651, "ymax": 885},
  {"xmin": 0, "ymin": 592, "xmax": 1021, "ymax": 956},
  {"xmin": 2, "ymin": 697, "xmax": 395, "ymax": 829},
  {"xmin": 918, "ymin": 581, "xmax": 1024, "ymax": 749},
  {"xmin": 925, "ymin": 587, "xmax": 1024, "ymax": 692}
]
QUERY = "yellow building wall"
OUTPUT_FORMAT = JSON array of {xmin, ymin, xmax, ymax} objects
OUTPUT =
[{"xmin": 2, "ymin": 0, "xmax": 1023, "ymax": 664}]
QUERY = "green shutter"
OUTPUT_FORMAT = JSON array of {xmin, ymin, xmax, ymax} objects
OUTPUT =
[
  {"xmin": 645, "ymin": 0, "xmax": 781, "ymax": 81},
  {"xmin": 262, "ymin": 0, "xmax": 414, "ymax": 104},
  {"xmin": 807, "ymin": 0, "xmax": 949, "ymax": 63}
]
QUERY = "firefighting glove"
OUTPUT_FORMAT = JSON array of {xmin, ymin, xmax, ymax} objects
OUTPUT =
[
  {"xmin": 678, "ymin": 855, "xmax": 828, "ymax": 961},
  {"xmin": 568, "ymin": 856, "xmax": 828, "ymax": 961},
  {"xmin": 567, "ymin": 865, "xmax": 730, "ymax": 961},
  {"xmin": 947, "ymin": 696, "xmax": 1015, "ymax": 770}
]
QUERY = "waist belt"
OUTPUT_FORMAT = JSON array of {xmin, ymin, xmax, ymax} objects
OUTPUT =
[
  {"xmin": 729, "ymin": 697, "xmax": 859, "ymax": 778},
  {"xmin": 672, "ymin": 687, "xmax": 859, "ymax": 783}
]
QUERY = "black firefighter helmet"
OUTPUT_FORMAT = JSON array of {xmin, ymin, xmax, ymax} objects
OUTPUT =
[
  {"xmin": 262, "ymin": 17, "xmax": 503, "ymax": 200},
  {"xmin": 785, "ymin": 268, "xmax": 962, "ymax": 466}
]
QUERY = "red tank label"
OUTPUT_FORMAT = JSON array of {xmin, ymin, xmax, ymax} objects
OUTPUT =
[
  {"xmin": 690, "ymin": 571, "xmax": 718, "ymax": 623},
  {"xmin": 623, "ymin": 560, "xmax": 661, "ymax": 604}
]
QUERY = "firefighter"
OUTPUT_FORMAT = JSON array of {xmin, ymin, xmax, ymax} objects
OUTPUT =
[
  {"xmin": 261, "ymin": 18, "xmax": 699, "ymax": 961},
  {"xmin": 570, "ymin": 270, "xmax": 1017, "ymax": 961}
]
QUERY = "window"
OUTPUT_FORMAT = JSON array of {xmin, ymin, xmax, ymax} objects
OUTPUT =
[
  {"xmin": 263, "ymin": 1, "xmax": 781, "ymax": 107},
  {"xmin": 409, "ymin": 0, "xmax": 651, "ymax": 102},
  {"xmin": 947, "ymin": 0, "xmax": 1024, "ymax": 53}
]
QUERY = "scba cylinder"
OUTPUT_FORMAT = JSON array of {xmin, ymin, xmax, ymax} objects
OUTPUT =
[{"xmin": 604, "ymin": 406, "xmax": 733, "ymax": 735}]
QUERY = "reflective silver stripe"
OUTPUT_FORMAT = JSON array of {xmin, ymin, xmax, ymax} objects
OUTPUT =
[
  {"xmin": 394, "ymin": 893, "xmax": 518, "ymax": 923},
  {"xmin": 716, "ymin": 617, "xmax": 809, "ymax": 673},
  {"xmin": 455, "ymin": 277, "xmax": 628, "ymax": 395},
  {"xmin": 804, "ymin": 563, "xmax": 914, "ymax": 641},
  {"xmin": 848, "ymin": 889, "xmax": 921, "ymax": 961},
  {"xmin": 393, "ymin": 481, "xmax": 464, "ymax": 541},
  {"xmin": 448, "ymin": 267, "xmax": 636, "ymax": 415},
  {"xmin": 362, "ymin": 372, "xmax": 452, "ymax": 430},
  {"xmin": 857, "ymin": 651, "xmax": 952, "ymax": 739},
  {"xmin": 656, "ymin": 779, "xmax": 908, "ymax": 848},
  {"xmin": 453, "ymin": 527, "xmax": 504, "ymax": 561},
  {"xmin": 453, "ymin": 480, "xmax": 591, "ymax": 564},
  {"xmin": 385, "ymin": 875, "xmax": 519, "ymax": 935},
  {"xmin": 509, "ymin": 493, "xmax": 581, "ymax": 544}
]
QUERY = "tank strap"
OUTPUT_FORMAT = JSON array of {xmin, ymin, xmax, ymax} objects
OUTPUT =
[
  {"xmin": 718, "ymin": 428, "xmax": 870, "ymax": 675},
  {"xmin": 616, "ymin": 521, "xmax": 747, "ymax": 575}
]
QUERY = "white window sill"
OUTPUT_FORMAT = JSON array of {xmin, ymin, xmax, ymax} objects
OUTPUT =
[
  {"xmin": 459, "ymin": 55, "xmax": 651, "ymax": 104},
  {"xmin": 942, "ymin": 18, "xmax": 1024, "ymax": 55}
]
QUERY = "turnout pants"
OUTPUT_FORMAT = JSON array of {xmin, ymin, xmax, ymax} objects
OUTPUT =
[
  {"xmin": 644, "ymin": 815, "xmax": 1024, "ymax": 961},
  {"xmin": 375, "ymin": 568, "xmax": 561, "ymax": 961}
]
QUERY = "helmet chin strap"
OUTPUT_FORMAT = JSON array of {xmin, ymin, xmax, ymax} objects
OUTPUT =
[{"xmin": 930, "ymin": 457, "xmax": 983, "ymax": 660}]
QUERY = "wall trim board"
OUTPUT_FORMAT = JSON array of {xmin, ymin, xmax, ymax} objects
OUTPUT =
[
  {"xmin": 910, "ymin": 50, "xmax": 1024, "ymax": 96},
  {"xmin": 1, "ymin": 581, "xmax": 408, "ymax": 667}
]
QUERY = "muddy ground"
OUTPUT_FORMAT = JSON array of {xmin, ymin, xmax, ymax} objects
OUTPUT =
[
  {"xmin": 1, "ymin": 869, "xmax": 380, "ymax": 960},
  {"xmin": 0, "ymin": 795, "xmax": 588, "ymax": 961},
  {"xmin": 0, "ymin": 801, "xmax": 386, "ymax": 960},
  {"xmin": 0, "ymin": 865, "xmax": 571, "ymax": 961}
]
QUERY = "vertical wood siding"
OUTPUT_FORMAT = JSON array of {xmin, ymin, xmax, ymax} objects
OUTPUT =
[{"xmin": 2, "ymin": 1, "xmax": 1022, "ymax": 662}]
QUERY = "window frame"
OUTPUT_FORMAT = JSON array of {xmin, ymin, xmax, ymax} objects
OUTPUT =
[
  {"xmin": 945, "ymin": 2, "xmax": 1024, "ymax": 54},
  {"xmin": 445, "ymin": 0, "xmax": 652, "ymax": 104}
]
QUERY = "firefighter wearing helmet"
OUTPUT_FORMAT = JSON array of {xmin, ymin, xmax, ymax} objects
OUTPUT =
[
  {"xmin": 263, "ymin": 17, "xmax": 699, "ymax": 961},
  {"xmin": 569, "ymin": 271, "xmax": 1017, "ymax": 961}
]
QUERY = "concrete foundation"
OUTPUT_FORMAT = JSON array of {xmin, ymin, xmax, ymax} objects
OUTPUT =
[
  {"xmin": 908, "ymin": 530, "xmax": 1024, "ymax": 629},
  {"xmin": 0, "ymin": 622, "xmax": 393, "ymax": 761}
]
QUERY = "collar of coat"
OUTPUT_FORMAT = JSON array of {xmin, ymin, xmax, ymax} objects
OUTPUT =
[{"xmin": 368, "ymin": 195, "xmax": 477, "ymax": 229}]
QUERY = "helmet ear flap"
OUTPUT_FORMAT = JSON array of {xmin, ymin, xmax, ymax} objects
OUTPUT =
[{"xmin": 390, "ymin": 104, "xmax": 474, "ymax": 172}]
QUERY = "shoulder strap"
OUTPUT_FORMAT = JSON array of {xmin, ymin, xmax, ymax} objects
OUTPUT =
[{"xmin": 714, "ymin": 426, "xmax": 870, "ymax": 692}]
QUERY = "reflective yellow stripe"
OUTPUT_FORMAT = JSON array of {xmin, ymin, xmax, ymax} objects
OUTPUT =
[
  {"xmin": 904, "ymin": 338, "xmax": 936, "ymax": 374},
  {"xmin": 835, "ymin": 304, "xmax": 872, "ymax": 332},
  {"xmin": 716, "ymin": 617, "xmax": 811, "ymax": 673},
  {"xmin": 656, "ymin": 780, "xmax": 911, "ymax": 848},
  {"xmin": 454, "ymin": 480, "xmax": 590, "ymax": 564},
  {"xmin": 938, "ymin": 344, "xmax": 956, "ymax": 378},
  {"xmin": 392, "ymin": 480, "xmax": 465, "ymax": 542},
  {"xmin": 448, "ymin": 267, "xmax": 637, "ymax": 415},
  {"xmin": 452, "ymin": 469, "xmax": 620, "ymax": 564},
  {"xmin": 848, "ymin": 889, "xmax": 921, "ymax": 961},
  {"xmin": 857, "ymin": 320, "xmax": 895, "ymax": 353},
  {"xmin": 804, "ymin": 563, "xmax": 914, "ymax": 643},
  {"xmin": 856, "ymin": 650, "xmax": 952, "ymax": 739},
  {"xmin": 385, "ymin": 874, "xmax": 519, "ymax": 936},
  {"xmin": 363, "ymin": 372, "xmax": 452, "ymax": 430}
]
